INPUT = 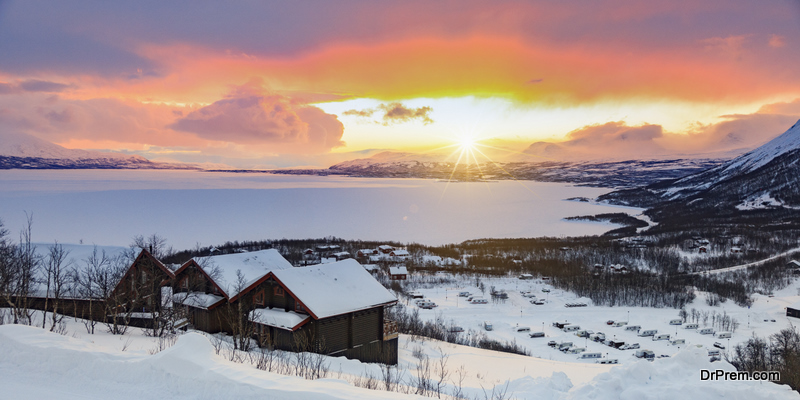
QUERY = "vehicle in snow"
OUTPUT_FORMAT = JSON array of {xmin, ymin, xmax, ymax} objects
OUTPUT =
[
  {"xmin": 670, "ymin": 338, "xmax": 686, "ymax": 345},
  {"xmin": 516, "ymin": 326, "xmax": 531, "ymax": 332},
  {"xmin": 529, "ymin": 332, "xmax": 545, "ymax": 338},
  {"xmin": 652, "ymin": 333, "xmax": 670, "ymax": 341},
  {"xmin": 471, "ymin": 297, "xmax": 488, "ymax": 304},
  {"xmin": 708, "ymin": 349, "xmax": 721, "ymax": 357},
  {"xmin": 716, "ymin": 332, "xmax": 732, "ymax": 339},
  {"xmin": 625, "ymin": 325, "xmax": 641, "ymax": 332},
  {"xmin": 562, "ymin": 325, "xmax": 580, "ymax": 332},
  {"xmin": 606, "ymin": 320, "xmax": 615, "ymax": 325},
  {"xmin": 484, "ymin": 321, "xmax": 493, "ymax": 331},
  {"xmin": 575, "ymin": 330, "xmax": 590, "ymax": 338},
  {"xmin": 620, "ymin": 343, "xmax": 640, "ymax": 350},
  {"xmin": 580, "ymin": 352, "xmax": 602, "ymax": 359},
  {"xmin": 417, "ymin": 300, "xmax": 437, "ymax": 309},
  {"xmin": 458, "ymin": 291, "xmax": 470, "ymax": 297},
  {"xmin": 634, "ymin": 350, "xmax": 655, "ymax": 360},
  {"xmin": 606, "ymin": 340, "xmax": 625, "ymax": 349},
  {"xmin": 533, "ymin": 299, "xmax": 546, "ymax": 305},
  {"xmin": 597, "ymin": 359, "xmax": 619, "ymax": 364},
  {"xmin": 409, "ymin": 292, "xmax": 424, "ymax": 299},
  {"xmin": 541, "ymin": 288, "xmax": 550, "ymax": 293},
  {"xmin": 713, "ymin": 342, "xmax": 726, "ymax": 349},
  {"xmin": 684, "ymin": 323, "xmax": 699, "ymax": 329},
  {"xmin": 547, "ymin": 340, "xmax": 558, "ymax": 347},
  {"xmin": 552, "ymin": 322, "xmax": 570, "ymax": 329},
  {"xmin": 566, "ymin": 347, "xmax": 586, "ymax": 354},
  {"xmin": 449, "ymin": 326, "xmax": 464, "ymax": 333},
  {"xmin": 669, "ymin": 319, "xmax": 683, "ymax": 325},
  {"xmin": 557, "ymin": 342, "xmax": 573, "ymax": 350},
  {"xmin": 612, "ymin": 321, "xmax": 627, "ymax": 327},
  {"xmin": 638, "ymin": 329, "xmax": 657, "ymax": 337},
  {"xmin": 590, "ymin": 333, "xmax": 606, "ymax": 342},
  {"xmin": 523, "ymin": 293, "xmax": 537, "ymax": 298},
  {"xmin": 699, "ymin": 328, "xmax": 715, "ymax": 335}
]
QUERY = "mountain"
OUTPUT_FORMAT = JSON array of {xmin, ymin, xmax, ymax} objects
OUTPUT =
[
  {"xmin": 308, "ymin": 151, "xmax": 727, "ymax": 187},
  {"xmin": 0, "ymin": 131, "xmax": 195, "ymax": 170},
  {"xmin": 598, "ymin": 119, "xmax": 800, "ymax": 231}
]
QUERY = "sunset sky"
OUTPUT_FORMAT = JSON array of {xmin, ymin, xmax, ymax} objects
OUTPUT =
[{"xmin": 1, "ymin": 1, "xmax": 800, "ymax": 168}]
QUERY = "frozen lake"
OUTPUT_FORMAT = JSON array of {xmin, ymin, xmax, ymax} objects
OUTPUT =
[{"xmin": 0, "ymin": 170, "xmax": 642, "ymax": 249}]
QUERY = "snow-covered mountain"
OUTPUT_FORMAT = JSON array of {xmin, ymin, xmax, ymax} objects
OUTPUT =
[
  {"xmin": 0, "ymin": 131, "xmax": 195, "ymax": 170},
  {"xmin": 323, "ymin": 151, "xmax": 725, "ymax": 187},
  {"xmin": 598, "ymin": 119, "xmax": 800, "ymax": 229}
]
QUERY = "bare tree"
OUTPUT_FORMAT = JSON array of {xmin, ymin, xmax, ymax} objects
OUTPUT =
[
  {"xmin": 1, "ymin": 214, "xmax": 40, "ymax": 325},
  {"xmin": 131, "ymin": 234, "xmax": 173, "ymax": 260},
  {"xmin": 42, "ymin": 242, "xmax": 73, "ymax": 331}
]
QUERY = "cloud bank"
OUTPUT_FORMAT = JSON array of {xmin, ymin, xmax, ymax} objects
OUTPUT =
[{"xmin": 343, "ymin": 102, "xmax": 433, "ymax": 125}]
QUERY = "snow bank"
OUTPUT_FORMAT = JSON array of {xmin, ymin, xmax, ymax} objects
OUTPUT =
[{"xmin": 566, "ymin": 347, "xmax": 798, "ymax": 400}]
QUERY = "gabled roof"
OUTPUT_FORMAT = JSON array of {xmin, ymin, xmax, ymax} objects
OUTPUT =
[
  {"xmin": 389, "ymin": 266, "xmax": 408, "ymax": 275},
  {"xmin": 192, "ymin": 249, "xmax": 293, "ymax": 300},
  {"xmin": 271, "ymin": 259, "xmax": 397, "ymax": 319},
  {"xmin": 251, "ymin": 308, "xmax": 310, "ymax": 331}
]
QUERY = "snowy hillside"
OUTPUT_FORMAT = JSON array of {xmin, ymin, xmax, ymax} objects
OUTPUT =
[
  {"xmin": 0, "ymin": 131, "xmax": 139, "ymax": 160},
  {"xmin": 599, "ymin": 119, "xmax": 800, "ymax": 221},
  {"xmin": 663, "ymin": 119, "xmax": 800, "ymax": 199},
  {"xmin": 0, "ymin": 131, "xmax": 195, "ymax": 170},
  {"xmin": 1, "ymin": 323, "xmax": 797, "ymax": 400}
]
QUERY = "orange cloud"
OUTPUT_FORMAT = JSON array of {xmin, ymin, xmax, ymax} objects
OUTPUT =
[{"xmin": 120, "ymin": 35, "xmax": 799, "ymax": 108}]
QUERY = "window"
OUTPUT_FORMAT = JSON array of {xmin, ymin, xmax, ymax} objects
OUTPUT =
[
  {"xmin": 295, "ymin": 301, "xmax": 306, "ymax": 313},
  {"xmin": 274, "ymin": 286, "xmax": 284, "ymax": 297},
  {"xmin": 254, "ymin": 289, "xmax": 265, "ymax": 306},
  {"xmin": 180, "ymin": 277, "xmax": 189, "ymax": 290},
  {"xmin": 140, "ymin": 270, "xmax": 148, "ymax": 284}
]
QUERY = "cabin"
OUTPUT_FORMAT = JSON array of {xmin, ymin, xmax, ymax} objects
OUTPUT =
[
  {"xmin": 518, "ymin": 273, "xmax": 534, "ymax": 280},
  {"xmin": 377, "ymin": 245, "xmax": 395, "ymax": 254},
  {"xmin": 171, "ymin": 249, "xmax": 295, "ymax": 333},
  {"xmin": 788, "ymin": 302, "xmax": 800, "ymax": 319},
  {"xmin": 331, "ymin": 251, "xmax": 351, "ymax": 261},
  {"xmin": 109, "ymin": 249, "xmax": 176, "ymax": 328},
  {"xmin": 248, "ymin": 260, "xmax": 399, "ymax": 364},
  {"xmin": 357, "ymin": 249, "xmax": 378, "ymax": 259},
  {"xmin": 389, "ymin": 266, "xmax": 408, "ymax": 280},
  {"xmin": 389, "ymin": 249, "xmax": 410, "ymax": 262}
]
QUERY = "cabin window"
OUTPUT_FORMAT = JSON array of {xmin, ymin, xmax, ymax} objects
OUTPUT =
[
  {"xmin": 254, "ymin": 289, "xmax": 265, "ymax": 306},
  {"xmin": 295, "ymin": 302, "xmax": 306, "ymax": 313},
  {"xmin": 180, "ymin": 277, "xmax": 189, "ymax": 290},
  {"xmin": 274, "ymin": 287, "xmax": 284, "ymax": 297},
  {"xmin": 140, "ymin": 270, "xmax": 148, "ymax": 284}
]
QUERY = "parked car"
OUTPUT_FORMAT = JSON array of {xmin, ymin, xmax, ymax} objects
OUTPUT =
[
  {"xmin": 713, "ymin": 342, "xmax": 726, "ymax": 349},
  {"xmin": 541, "ymin": 288, "xmax": 550, "ymax": 293}
]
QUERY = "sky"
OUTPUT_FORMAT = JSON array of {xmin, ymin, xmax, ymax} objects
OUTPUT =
[{"xmin": 1, "ymin": 0, "xmax": 800, "ymax": 168}]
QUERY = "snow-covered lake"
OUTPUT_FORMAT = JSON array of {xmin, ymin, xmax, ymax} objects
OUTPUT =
[{"xmin": 0, "ymin": 170, "xmax": 641, "ymax": 249}]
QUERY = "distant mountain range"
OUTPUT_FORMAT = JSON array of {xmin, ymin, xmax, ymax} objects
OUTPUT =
[
  {"xmin": 273, "ymin": 152, "xmax": 724, "ymax": 188},
  {"xmin": 0, "ymin": 131, "xmax": 195, "ymax": 170},
  {"xmin": 598, "ymin": 119, "xmax": 800, "ymax": 231}
]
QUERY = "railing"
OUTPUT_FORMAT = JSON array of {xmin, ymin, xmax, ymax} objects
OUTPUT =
[{"xmin": 383, "ymin": 319, "xmax": 399, "ymax": 341}]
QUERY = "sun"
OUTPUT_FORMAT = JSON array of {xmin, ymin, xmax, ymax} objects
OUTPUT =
[{"xmin": 456, "ymin": 135, "xmax": 477, "ymax": 152}]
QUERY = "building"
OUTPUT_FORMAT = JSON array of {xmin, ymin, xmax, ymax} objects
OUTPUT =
[
  {"xmin": 170, "ymin": 249, "xmax": 295, "ymax": 333},
  {"xmin": 389, "ymin": 266, "xmax": 408, "ymax": 280},
  {"xmin": 788, "ymin": 302, "xmax": 800, "ymax": 319},
  {"xmin": 251, "ymin": 259, "xmax": 399, "ymax": 364}
]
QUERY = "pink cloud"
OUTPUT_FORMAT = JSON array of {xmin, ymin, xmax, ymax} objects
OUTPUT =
[{"xmin": 170, "ymin": 81, "xmax": 344, "ymax": 153}]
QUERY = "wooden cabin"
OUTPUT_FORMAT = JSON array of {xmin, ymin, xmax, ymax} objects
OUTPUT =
[
  {"xmin": 246, "ymin": 259, "xmax": 399, "ymax": 364},
  {"xmin": 108, "ymin": 249, "xmax": 176, "ymax": 326},
  {"xmin": 389, "ymin": 266, "xmax": 408, "ymax": 280}
]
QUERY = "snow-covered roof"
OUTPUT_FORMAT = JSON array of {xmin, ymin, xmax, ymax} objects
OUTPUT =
[
  {"xmin": 250, "ymin": 308, "xmax": 310, "ymax": 331},
  {"xmin": 272, "ymin": 259, "xmax": 397, "ymax": 319},
  {"xmin": 788, "ymin": 301, "xmax": 800, "ymax": 311},
  {"xmin": 193, "ymin": 249, "xmax": 293, "ymax": 299},
  {"xmin": 788, "ymin": 260, "xmax": 800, "ymax": 268},
  {"xmin": 333, "ymin": 251, "xmax": 350, "ymax": 257},
  {"xmin": 389, "ymin": 266, "xmax": 408, "ymax": 275},
  {"xmin": 391, "ymin": 249, "xmax": 410, "ymax": 256},
  {"xmin": 172, "ymin": 292, "xmax": 225, "ymax": 310},
  {"xmin": 422, "ymin": 255, "xmax": 442, "ymax": 263},
  {"xmin": 378, "ymin": 245, "xmax": 394, "ymax": 251}
]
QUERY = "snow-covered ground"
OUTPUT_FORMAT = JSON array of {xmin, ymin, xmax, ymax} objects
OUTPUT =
[
  {"xmin": 402, "ymin": 274, "xmax": 800, "ymax": 366},
  {"xmin": 1, "ymin": 314, "xmax": 797, "ymax": 400}
]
